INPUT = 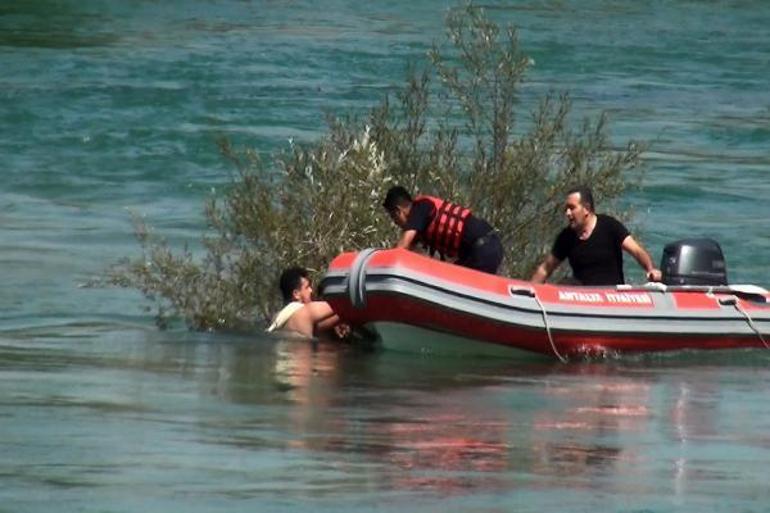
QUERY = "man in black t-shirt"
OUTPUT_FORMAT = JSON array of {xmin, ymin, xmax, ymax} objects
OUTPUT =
[
  {"xmin": 530, "ymin": 186, "xmax": 662, "ymax": 286},
  {"xmin": 382, "ymin": 186, "xmax": 503, "ymax": 274}
]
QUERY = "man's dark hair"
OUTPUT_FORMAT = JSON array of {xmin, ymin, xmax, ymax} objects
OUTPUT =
[
  {"xmin": 382, "ymin": 185, "xmax": 412, "ymax": 212},
  {"xmin": 567, "ymin": 185, "xmax": 595, "ymax": 212},
  {"xmin": 279, "ymin": 266, "xmax": 309, "ymax": 304}
]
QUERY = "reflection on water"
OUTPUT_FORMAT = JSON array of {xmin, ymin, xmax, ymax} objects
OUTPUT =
[{"xmin": 3, "ymin": 328, "xmax": 770, "ymax": 511}]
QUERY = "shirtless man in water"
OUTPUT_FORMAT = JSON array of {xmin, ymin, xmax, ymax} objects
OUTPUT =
[{"xmin": 266, "ymin": 266, "xmax": 347, "ymax": 338}]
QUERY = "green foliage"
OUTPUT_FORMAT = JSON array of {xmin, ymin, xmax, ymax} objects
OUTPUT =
[{"xmin": 107, "ymin": 4, "xmax": 644, "ymax": 331}]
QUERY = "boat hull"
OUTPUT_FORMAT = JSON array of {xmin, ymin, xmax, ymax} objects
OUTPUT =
[{"xmin": 321, "ymin": 249, "xmax": 770, "ymax": 359}]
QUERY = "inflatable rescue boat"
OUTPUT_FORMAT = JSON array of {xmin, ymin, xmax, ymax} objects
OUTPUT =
[{"xmin": 320, "ymin": 240, "xmax": 770, "ymax": 360}]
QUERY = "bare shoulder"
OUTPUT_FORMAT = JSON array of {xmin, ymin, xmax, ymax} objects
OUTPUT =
[{"xmin": 304, "ymin": 301, "xmax": 335, "ymax": 319}]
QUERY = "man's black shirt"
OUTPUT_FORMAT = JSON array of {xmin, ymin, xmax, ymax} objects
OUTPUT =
[{"xmin": 552, "ymin": 214, "xmax": 630, "ymax": 285}]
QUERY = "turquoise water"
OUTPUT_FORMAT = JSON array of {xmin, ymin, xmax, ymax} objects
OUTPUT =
[{"xmin": 2, "ymin": 1, "xmax": 770, "ymax": 511}]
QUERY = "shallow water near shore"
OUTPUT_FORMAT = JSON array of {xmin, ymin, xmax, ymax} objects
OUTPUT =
[{"xmin": 2, "ymin": 0, "xmax": 770, "ymax": 511}]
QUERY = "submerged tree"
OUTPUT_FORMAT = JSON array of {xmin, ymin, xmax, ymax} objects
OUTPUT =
[{"xmin": 107, "ymin": 4, "xmax": 644, "ymax": 331}]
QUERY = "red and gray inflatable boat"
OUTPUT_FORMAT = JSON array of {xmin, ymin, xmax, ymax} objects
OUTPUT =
[{"xmin": 320, "ymin": 248, "xmax": 770, "ymax": 360}]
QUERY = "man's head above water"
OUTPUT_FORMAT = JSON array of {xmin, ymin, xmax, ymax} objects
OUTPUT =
[{"xmin": 279, "ymin": 266, "xmax": 313, "ymax": 304}]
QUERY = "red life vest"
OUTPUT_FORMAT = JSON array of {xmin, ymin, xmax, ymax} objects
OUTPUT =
[{"xmin": 413, "ymin": 195, "xmax": 472, "ymax": 258}]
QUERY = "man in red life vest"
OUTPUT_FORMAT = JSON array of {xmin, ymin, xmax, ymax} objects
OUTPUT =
[
  {"xmin": 382, "ymin": 186, "xmax": 503, "ymax": 274},
  {"xmin": 530, "ymin": 185, "xmax": 662, "ymax": 286}
]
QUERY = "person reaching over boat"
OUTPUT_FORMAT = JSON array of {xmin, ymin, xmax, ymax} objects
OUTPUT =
[
  {"xmin": 267, "ymin": 266, "xmax": 349, "ymax": 339},
  {"xmin": 530, "ymin": 185, "xmax": 662, "ymax": 286},
  {"xmin": 382, "ymin": 185, "xmax": 504, "ymax": 274}
]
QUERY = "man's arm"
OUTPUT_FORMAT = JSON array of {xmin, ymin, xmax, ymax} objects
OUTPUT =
[
  {"xmin": 395, "ymin": 229, "xmax": 418, "ymax": 250},
  {"xmin": 530, "ymin": 254, "xmax": 562, "ymax": 284},
  {"xmin": 622, "ymin": 235, "xmax": 662, "ymax": 282},
  {"xmin": 305, "ymin": 301, "xmax": 342, "ymax": 333}
]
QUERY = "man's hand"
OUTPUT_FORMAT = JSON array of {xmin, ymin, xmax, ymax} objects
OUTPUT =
[
  {"xmin": 646, "ymin": 269, "xmax": 662, "ymax": 282},
  {"xmin": 395, "ymin": 229, "xmax": 418, "ymax": 250},
  {"xmin": 334, "ymin": 323, "xmax": 351, "ymax": 340}
]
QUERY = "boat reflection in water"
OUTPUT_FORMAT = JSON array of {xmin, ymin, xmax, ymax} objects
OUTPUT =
[{"xmin": 216, "ymin": 335, "xmax": 750, "ymax": 501}]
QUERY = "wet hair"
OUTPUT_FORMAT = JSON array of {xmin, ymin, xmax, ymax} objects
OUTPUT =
[
  {"xmin": 279, "ymin": 266, "xmax": 309, "ymax": 304},
  {"xmin": 382, "ymin": 185, "xmax": 412, "ymax": 212},
  {"xmin": 567, "ymin": 185, "xmax": 595, "ymax": 212}
]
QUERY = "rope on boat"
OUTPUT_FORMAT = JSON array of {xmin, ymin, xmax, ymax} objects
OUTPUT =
[
  {"xmin": 533, "ymin": 293, "xmax": 568, "ymax": 363},
  {"xmin": 724, "ymin": 295, "xmax": 770, "ymax": 350},
  {"xmin": 510, "ymin": 285, "xmax": 567, "ymax": 362}
]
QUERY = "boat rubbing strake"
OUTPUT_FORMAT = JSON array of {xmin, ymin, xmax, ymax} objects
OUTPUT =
[{"xmin": 320, "ymin": 248, "xmax": 770, "ymax": 359}]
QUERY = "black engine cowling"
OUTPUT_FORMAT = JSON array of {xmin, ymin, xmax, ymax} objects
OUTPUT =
[{"xmin": 660, "ymin": 238, "xmax": 728, "ymax": 286}]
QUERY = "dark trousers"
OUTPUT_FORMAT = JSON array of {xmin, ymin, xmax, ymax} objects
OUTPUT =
[{"xmin": 456, "ymin": 232, "xmax": 503, "ymax": 275}]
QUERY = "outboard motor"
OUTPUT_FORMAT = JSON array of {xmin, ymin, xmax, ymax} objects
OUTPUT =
[{"xmin": 660, "ymin": 238, "xmax": 728, "ymax": 286}]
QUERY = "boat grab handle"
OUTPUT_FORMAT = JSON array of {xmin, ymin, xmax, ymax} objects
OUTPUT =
[
  {"xmin": 509, "ymin": 285, "xmax": 536, "ymax": 297},
  {"xmin": 348, "ymin": 248, "xmax": 380, "ymax": 309}
]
